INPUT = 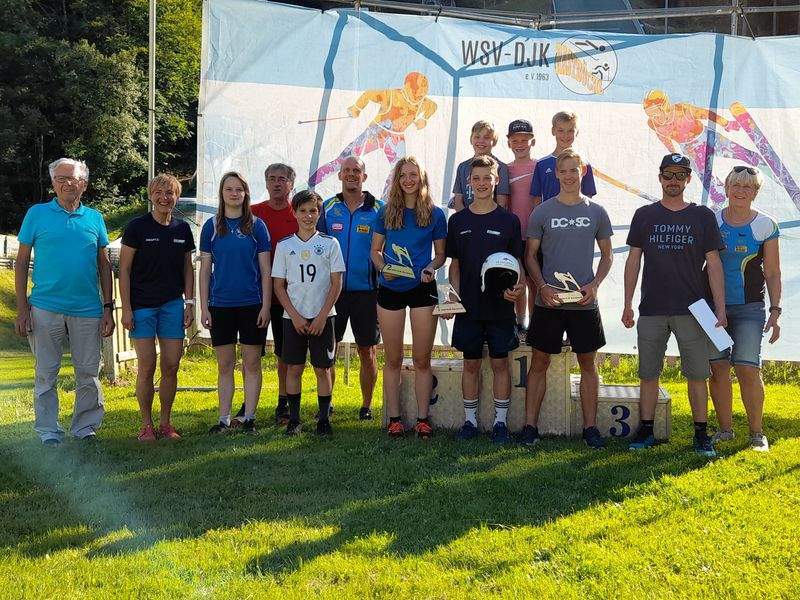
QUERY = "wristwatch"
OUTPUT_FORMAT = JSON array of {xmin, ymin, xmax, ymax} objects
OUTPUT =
[
  {"xmin": 103, "ymin": 301, "xmax": 115, "ymax": 310},
  {"xmin": 184, "ymin": 299, "xmax": 196, "ymax": 306},
  {"xmin": 769, "ymin": 306, "xmax": 782, "ymax": 314}
]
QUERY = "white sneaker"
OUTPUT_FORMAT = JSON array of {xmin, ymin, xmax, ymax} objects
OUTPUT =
[
  {"xmin": 750, "ymin": 432, "xmax": 769, "ymax": 452},
  {"xmin": 711, "ymin": 429, "xmax": 735, "ymax": 443}
]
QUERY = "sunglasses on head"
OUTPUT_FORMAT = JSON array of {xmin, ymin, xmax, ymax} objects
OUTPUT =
[
  {"xmin": 733, "ymin": 166, "xmax": 758, "ymax": 175},
  {"xmin": 660, "ymin": 171, "xmax": 689, "ymax": 181}
]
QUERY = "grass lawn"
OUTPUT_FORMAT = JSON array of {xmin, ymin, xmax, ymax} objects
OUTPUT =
[
  {"xmin": 1, "ymin": 345, "xmax": 799, "ymax": 598},
  {"xmin": 2, "ymin": 271, "xmax": 800, "ymax": 597}
]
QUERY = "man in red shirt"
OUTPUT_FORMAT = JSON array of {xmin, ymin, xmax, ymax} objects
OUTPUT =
[{"xmin": 236, "ymin": 163, "xmax": 299, "ymax": 425}]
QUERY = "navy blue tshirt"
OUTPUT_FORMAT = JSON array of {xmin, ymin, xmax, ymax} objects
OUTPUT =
[
  {"xmin": 122, "ymin": 213, "xmax": 195, "ymax": 309},
  {"xmin": 445, "ymin": 205, "xmax": 523, "ymax": 320}
]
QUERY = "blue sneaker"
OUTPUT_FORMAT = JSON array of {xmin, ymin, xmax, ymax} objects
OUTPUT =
[
  {"xmin": 518, "ymin": 425, "xmax": 540, "ymax": 446},
  {"xmin": 628, "ymin": 426, "xmax": 656, "ymax": 450},
  {"xmin": 456, "ymin": 421, "xmax": 479, "ymax": 441},
  {"xmin": 693, "ymin": 434, "xmax": 717, "ymax": 458},
  {"xmin": 491, "ymin": 422, "xmax": 512, "ymax": 444}
]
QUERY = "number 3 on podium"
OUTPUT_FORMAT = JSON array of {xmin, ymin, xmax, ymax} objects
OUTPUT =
[{"xmin": 610, "ymin": 404, "xmax": 631, "ymax": 437}]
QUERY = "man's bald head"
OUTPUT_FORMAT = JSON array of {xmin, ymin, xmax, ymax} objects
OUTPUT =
[{"xmin": 338, "ymin": 156, "xmax": 368, "ymax": 194}]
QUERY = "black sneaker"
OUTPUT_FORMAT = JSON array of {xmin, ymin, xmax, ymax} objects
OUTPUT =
[
  {"xmin": 518, "ymin": 425, "xmax": 540, "ymax": 446},
  {"xmin": 274, "ymin": 405, "xmax": 290, "ymax": 426},
  {"xmin": 42, "ymin": 438, "xmax": 62, "ymax": 447},
  {"xmin": 241, "ymin": 419, "xmax": 257, "ymax": 435},
  {"xmin": 316, "ymin": 419, "xmax": 333, "ymax": 436},
  {"xmin": 80, "ymin": 433, "xmax": 98, "ymax": 444},
  {"xmin": 583, "ymin": 426, "xmax": 605, "ymax": 449},
  {"xmin": 208, "ymin": 422, "xmax": 231, "ymax": 435},
  {"xmin": 693, "ymin": 434, "xmax": 717, "ymax": 458},
  {"xmin": 358, "ymin": 406, "xmax": 373, "ymax": 420},
  {"xmin": 285, "ymin": 420, "xmax": 302, "ymax": 436}
]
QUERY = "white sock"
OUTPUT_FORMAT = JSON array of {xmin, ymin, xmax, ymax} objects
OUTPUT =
[
  {"xmin": 463, "ymin": 398, "xmax": 478, "ymax": 427},
  {"xmin": 244, "ymin": 412, "xmax": 255, "ymax": 421},
  {"xmin": 494, "ymin": 398, "xmax": 510, "ymax": 425},
  {"xmin": 219, "ymin": 414, "xmax": 231, "ymax": 426}
]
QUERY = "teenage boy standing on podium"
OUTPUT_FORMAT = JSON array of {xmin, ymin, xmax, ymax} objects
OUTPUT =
[
  {"xmin": 445, "ymin": 155, "xmax": 525, "ymax": 444},
  {"xmin": 521, "ymin": 150, "xmax": 613, "ymax": 449}
]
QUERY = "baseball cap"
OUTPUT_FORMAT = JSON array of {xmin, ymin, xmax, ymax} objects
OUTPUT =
[
  {"xmin": 659, "ymin": 153, "xmax": 691, "ymax": 171},
  {"xmin": 507, "ymin": 119, "xmax": 534, "ymax": 137},
  {"xmin": 480, "ymin": 252, "xmax": 520, "ymax": 296}
]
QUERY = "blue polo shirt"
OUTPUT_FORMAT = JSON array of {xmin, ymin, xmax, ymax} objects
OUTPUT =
[{"xmin": 17, "ymin": 199, "xmax": 109, "ymax": 317}]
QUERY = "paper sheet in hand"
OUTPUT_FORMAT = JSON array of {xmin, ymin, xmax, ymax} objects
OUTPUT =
[{"xmin": 688, "ymin": 299, "xmax": 734, "ymax": 352}]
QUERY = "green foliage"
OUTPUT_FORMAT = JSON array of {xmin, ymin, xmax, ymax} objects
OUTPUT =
[{"xmin": 0, "ymin": 0, "xmax": 201, "ymax": 233}]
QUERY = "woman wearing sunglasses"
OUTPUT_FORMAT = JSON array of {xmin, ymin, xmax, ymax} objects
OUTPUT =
[{"xmin": 709, "ymin": 166, "xmax": 781, "ymax": 452}]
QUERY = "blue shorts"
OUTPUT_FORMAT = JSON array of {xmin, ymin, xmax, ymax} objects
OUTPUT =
[
  {"xmin": 710, "ymin": 302, "xmax": 766, "ymax": 367},
  {"xmin": 130, "ymin": 298, "xmax": 185, "ymax": 340},
  {"xmin": 452, "ymin": 316, "xmax": 519, "ymax": 360}
]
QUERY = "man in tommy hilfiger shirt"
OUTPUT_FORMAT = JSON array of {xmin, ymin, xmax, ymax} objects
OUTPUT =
[
  {"xmin": 317, "ymin": 156, "xmax": 384, "ymax": 420},
  {"xmin": 623, "ymin": 153, "xmax": 726, "ymax": 457}
]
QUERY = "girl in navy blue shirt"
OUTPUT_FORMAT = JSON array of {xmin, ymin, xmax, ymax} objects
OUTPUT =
[
  {"xmin": 199, "ymin": 171, "xmax": 272, "ymax": 434},
  {"xmin": 370, "ymin": 156, "xmax": 447, "ymax": 439}
]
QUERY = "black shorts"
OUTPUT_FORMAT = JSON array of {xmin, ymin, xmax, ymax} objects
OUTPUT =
[
  {"xmin": 527, "ymin": 306, "xmax": 605, "ymax": 355},
  {"xmin": 209, "ymin": 304, "xmax": 268, "ymax": 347},
  {"xmin": 452, "ymin": 316, "xmax": 519, "ymax": 360},
  {"xmin": 282, "ymin": 316, "xmax": 336, "ymax": 368},
  {"xmin": 377, "ymin": 280, "xmax": 437, "ymax": 311},
  {"xmin": 269, "ymin": 304, "xmax": 285, "ymax": 357},
  {"xmin": 334, "ymin": 290, "xmax": 380, "ymax": 346}
]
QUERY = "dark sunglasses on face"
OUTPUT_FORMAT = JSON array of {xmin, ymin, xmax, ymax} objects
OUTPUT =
[
  {"xmin": 659, "ymin": 171, "xmax": 689, "ymax": 181},
  {"xmin": 733, "ymin": 165, "xmax": 758, "ymax": 175}
]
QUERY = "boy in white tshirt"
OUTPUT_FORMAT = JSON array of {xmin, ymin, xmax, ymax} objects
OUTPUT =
[{"xmin": 273, "ymin": 190, "xmax": 345, "ymax": 435}]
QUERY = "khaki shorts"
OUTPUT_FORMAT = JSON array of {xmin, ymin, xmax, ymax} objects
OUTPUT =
[{"xmin": 637, "ymin": 315, "xmax": 712, "ymax": 380}]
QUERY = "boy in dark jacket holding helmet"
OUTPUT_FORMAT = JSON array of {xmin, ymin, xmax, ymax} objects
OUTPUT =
[{"xmin": 445, "ymin": 155, "xmax": 525, "ymax": 443}]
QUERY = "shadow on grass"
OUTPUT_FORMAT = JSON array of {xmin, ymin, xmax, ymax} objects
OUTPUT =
[{"xmin": 6, "ymin": 401, "xmax": 797, "ymax": 569}]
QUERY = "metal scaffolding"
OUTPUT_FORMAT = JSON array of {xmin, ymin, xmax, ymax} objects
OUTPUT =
[{"xmin": 324, "ymin": 1, "xmax": 800, "ymax": 35}]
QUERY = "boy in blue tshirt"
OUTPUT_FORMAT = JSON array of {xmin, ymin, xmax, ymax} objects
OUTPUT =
[
  {"xmin": 530, "ymin": 111, "xmax": 597, "ymax": 205},
  {"xmin": 452, "ymin": 120, "xmax": 510, "ymax": 211}
]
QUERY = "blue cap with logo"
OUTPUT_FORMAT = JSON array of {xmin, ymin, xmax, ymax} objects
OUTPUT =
[
  {"xmin": 659, "ymin": 153, "xmax": 692, "ymax": 171},
  {"xmin": 507, "ymin": 119, "xmax": 534, "ymax": 137}
]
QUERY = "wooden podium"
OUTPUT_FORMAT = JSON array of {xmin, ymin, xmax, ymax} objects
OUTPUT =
[{"xmin": 387, "ymin": 346, "xmax": 671, "ymax": 439}]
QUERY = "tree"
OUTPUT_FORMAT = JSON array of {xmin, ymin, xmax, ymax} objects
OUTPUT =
[{"xmin": 0, "ymin": 0, "xmax": 202, "ymax": 232}]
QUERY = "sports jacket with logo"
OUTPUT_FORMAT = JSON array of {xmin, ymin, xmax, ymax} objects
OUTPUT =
[{"xmin": 317, "ymin": 192, "xmax": 384, "ymax": 292}]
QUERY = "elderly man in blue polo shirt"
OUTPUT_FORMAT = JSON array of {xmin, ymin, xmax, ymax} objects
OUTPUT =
[{"xmin": 15, "ymin": 158, "xmax": 115, "ymax": 446}]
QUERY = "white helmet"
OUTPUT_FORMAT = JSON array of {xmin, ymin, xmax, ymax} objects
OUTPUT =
[{"xmin": 480, "ymin": 252, "xmax": 520, "ymax": 295}]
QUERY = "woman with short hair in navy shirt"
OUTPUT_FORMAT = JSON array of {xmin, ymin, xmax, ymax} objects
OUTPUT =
[
  {"xmin": 370, "ymin": 156, "xmax": 447, "ymax": 439},
  {"xmin": 120, "ymin": 173, "xmax": 195, "ymax": 442},
  {"xmin": 199, "ymin": 171, "xmax": 272, "ymax": 434}
]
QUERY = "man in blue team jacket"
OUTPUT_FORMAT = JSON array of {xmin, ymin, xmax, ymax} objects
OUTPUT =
[{"xmin": 317, "ymin": 156, "xmax": 384, "ymax": 420}]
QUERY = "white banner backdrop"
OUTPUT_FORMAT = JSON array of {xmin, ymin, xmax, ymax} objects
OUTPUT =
[{"xmin": 198, "ymin": 0, "xmax": 800, "ymax": 359}]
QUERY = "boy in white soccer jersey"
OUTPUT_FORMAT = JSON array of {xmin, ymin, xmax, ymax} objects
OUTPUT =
[{"xmin": 272, "ymin": 190, "xmax": 345, "ymax": 436}]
